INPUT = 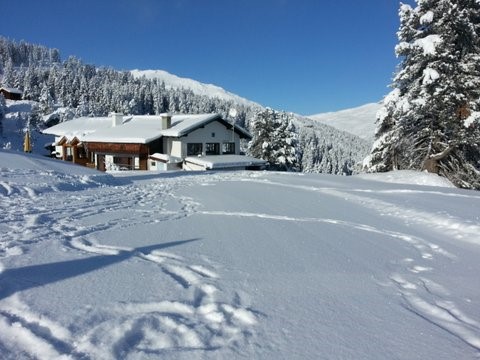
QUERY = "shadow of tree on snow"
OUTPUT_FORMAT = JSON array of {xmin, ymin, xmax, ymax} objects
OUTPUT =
[{"xmin": 0, "ymin": 239, "xmax": 200, "ymax": 300}]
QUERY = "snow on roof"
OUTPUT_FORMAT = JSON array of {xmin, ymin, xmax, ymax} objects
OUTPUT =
[
  {"xmin": 149, "ymin": 153, "xmax": 182, "ymax": 163},
  {"xmin": 0, "ymin": 87, "xmax": 22, "ymax": 94},
  {"xmin": 42, "ymin": 116, "xmax": 115, "ymax": 139},
  {"xmin": 82, "ymin": 115, "xmax": 165, "ymax": 143},
  {"xmin": 184, "ymin": 155, "xmax": 267, "ymax": 170},
  {"xmin": 160, "ymin": 114, "xmax": 251, "ymax": 139},
  {"xmin": 158, "ymin": 114, "xmax": 219, "ymax": 137},
  {"xmin": 42, "ymin": 114, "xmax": 251, "ymax": 144}
]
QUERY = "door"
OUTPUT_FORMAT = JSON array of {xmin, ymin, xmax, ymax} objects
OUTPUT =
[{"xmin": 97, "ymin": 154, "xmax": 106, "ymax": 171}]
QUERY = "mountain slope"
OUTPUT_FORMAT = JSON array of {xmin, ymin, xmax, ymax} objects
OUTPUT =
[
  {"xmin": 308, "ymin": 102, "xmax": 381, "ymax": 141},
  {"xmin": 294, "ymin": 114, "xmax": 371, "ymax": 174},
  {"xmin": 131, "ymin": 69, "xmax": 261, "ymax": 109}
]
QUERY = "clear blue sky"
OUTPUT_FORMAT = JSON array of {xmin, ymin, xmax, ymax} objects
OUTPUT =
[{"xmin": 1, "ymin": 0, "xmax": 415, "ymax": 115}]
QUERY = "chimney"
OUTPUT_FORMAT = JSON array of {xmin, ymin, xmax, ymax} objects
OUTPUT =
[
  {"xmin": 110, "ymin": 112, "xmax": 123, "ymax": 127},
  {"xmin": 161, "ymin": 113, "xmax": 172, "ymax": 129}
]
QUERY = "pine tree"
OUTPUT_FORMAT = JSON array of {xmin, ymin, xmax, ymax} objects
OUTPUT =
[
  {"xmin": 248, "ymin": 108, "xmax": 276, "ymax": 164},
  {"xmin": 365, "ymin": 0, "xmax": 480, "ymax": 189},
  {"xmin": 272, "ymin": 112, "xmax": 300, "ymax": 171},
  {"xmin": 248, "ymin": 108, "xmax": 299, "ymax": 171},
  {"xmin": 1, "ymin": 58, "xmax": 15, "ymax": 87},
  {"xmin": 39, "ymin": 84, "xmax": 54, "ymax": 114}
]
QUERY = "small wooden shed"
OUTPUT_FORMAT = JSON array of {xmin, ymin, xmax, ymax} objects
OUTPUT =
[{"xmin": 0, "ymin": 87, "xmax": 23, "ymax": 101}]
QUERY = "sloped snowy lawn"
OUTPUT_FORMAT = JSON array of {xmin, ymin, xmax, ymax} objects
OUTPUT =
[{"xmin": 1, "ymin": 151, "xmax": 480, "ymax": 359}]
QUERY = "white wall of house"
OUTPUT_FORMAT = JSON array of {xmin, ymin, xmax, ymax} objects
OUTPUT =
[
  {"xmin": 148, "ymin": 159, "xmax": 182, "ymax": 171},
  {"xmin": 166, "ymin": 121, "xmax": 240, "ymax": 158},
  {"xmin": 148, "ymin": 159, "xmax": 163, "ymax": 171},
  {"xmin": 170, "ymin": 140, "xmax": 183, "ymax": 158},
  {"xmin": 54, "ymin": 136, "xmax": 63, "ymax": 158}
]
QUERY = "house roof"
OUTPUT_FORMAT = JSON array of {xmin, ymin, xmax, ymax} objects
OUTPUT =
[
  {"xmin": 42, "ymin": 114, "xmax": 252, "ymax": 144},
  {"xmin": 0, "ymin": 87, "xmax": 23, "ymax": 94},
  {"xmin": 184, "ymin": 155, "xmax": 268, "ymax": 170}
]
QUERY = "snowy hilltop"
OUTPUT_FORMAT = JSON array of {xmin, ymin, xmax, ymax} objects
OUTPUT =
[
  {"xmin": 308, "ymin": 102, "xmax": 382, "ymax": 142},
  {"xmin": 131, "ymin": 69, "xmax": 261, "ymax": 109},
  {"xmin": 1, "ymin": 150, "xmax": 480, "ymax": 359}
]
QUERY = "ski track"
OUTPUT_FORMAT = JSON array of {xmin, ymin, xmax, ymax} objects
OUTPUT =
[{"xmin": 0, "ymin": 171, "xmax": 259, "ymax": 359}]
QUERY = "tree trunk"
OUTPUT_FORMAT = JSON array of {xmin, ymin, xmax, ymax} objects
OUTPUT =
[{"xmin": 422, "ymin": 144, "xmax": 455, "ymax": 174}]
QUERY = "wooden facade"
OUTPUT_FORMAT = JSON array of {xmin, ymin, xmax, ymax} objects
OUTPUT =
[
  {"xmin": 53, "ymin": 137, "xmax": 164, "ymax": 171},
  {"xmin": 86, "ymin": 142, "xmax": 149, "ymax": 154},
  {"xmin": 85, "ymin": 140, "xmax": 162, "ymax": 171},
  {"xmin": 56, "ymin": 137, "xmax": 89, "ymax": 166}
]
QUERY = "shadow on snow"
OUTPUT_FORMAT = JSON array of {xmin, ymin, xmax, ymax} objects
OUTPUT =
[{"xmin": 0, "ymin": 239, "xmax": 200, "ymax": 300}]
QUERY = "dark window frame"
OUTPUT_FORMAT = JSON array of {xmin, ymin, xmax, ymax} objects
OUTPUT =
[
  {"xmin": 222, "ymin": 142, "xmax": 235, "ymax": 155},
  {"xmin": 187, "ymin": 143, "xmax": 203, "ymax": 156},
  {"xmin": 206, "ymin": 143, "xmax": 220, "ymax": 155}
]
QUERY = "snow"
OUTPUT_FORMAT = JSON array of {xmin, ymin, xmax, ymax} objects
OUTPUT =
[
  {"xmin": 130, "ymin": 69, "xmax": 261, "ymax": 109},
  {"xmin": 464, "ymin": 111, "xmax": 480, "ymax": 128},
  {"xmin": 1, "ymin": 151, "xmax": 480, "ymax": 359},
  {"xmin": 149, "ymin": 153, "xmax": 182, "ymax": 163},
  {"xmin": 184, "ymin": 155, "xmax": 268, "ymax": 170},
  {"xmin": 308, "ymin": 103, "xmax": 381, "ymax": 141},
  {"xmin": 422, "ymin": 67, "xmax": 440, "ymax": 85},
  {"xmin": 357, "ymin": 170, "xmax": 455, "ymax": 188},
  {"xmin": 420, "ymin": 11, "xmax": 434, "ymax": 25},
  {"xmin": 42, "ymin": 114, "xmax": 251, "ymax": 144},
  {"xmin": 0, "ymin": 87, "xmax": 22, "ymax": 95},
  {"xmin": 415, "ymin": 34, "xmax": 443, "ymax": 56},
  {"xmin": 1, "ymin": 101, "xmax": 54, "ymax": 156},
  {"xmin": 41, "ymin": 115, "xmax": 114, "ymax": 139}
]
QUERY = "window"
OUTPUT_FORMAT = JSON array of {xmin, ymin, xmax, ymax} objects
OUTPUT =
[
  {"xmin": 113, "ymin": 156, "xmax": 133, "ymax": 170},
  {"xmin": 187, "ymin": 143, "xmax": 203, "ymax": 156},
  {"xmin": 222, "ymin": 142, "xmax": 235, "ymax": 154},
  {"xmin": 211, "ymin": 132, "xmax": 215, "ymax": 137},
  {"xmin": 206, "ymin": 143, "xmax": 220, "ymax": 155},
  {"xmin": 77, "ymin": 146, "xmax": 86, "ymax": 159}
]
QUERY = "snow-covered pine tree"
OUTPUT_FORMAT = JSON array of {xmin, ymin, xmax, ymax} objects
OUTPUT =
[
  {"xmin": 1, "ymin": 59, "xmax": 15, "ymax": 87},
  {"xmin": 273, "ymin": 111, "xmax": 300, "ymax": 171},
  {"xmin": 248, "ymin": 108, "xmax": 276, "ymax": 164},
  {"xmin": 39, "ymin": 84, "xmax": 54, "ymax": 114},
  {"xmin": 365, "ymin": 0, "xmax": 480, "ymax": 189},
  {"xmin": 248, "ymin": 108, "xmax": 299, "ymax": 171}
]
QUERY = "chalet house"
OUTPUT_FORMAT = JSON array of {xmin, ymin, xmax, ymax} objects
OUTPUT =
[
  {"xmin": 42, "ymin": 113, "xmax": 267, "ymax": 171},
  {"xmin": 0, "ymin": 87, "xmax": 23, "ymax": 101}
]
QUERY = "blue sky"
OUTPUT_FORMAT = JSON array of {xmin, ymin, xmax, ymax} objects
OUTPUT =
[{"xmin": 1, "ymin": 0, "xmax": 415, "ymax": 115}]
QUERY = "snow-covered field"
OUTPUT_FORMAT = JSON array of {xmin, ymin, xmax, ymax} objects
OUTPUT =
[{"xmin": 1, "ymin": 150, "xmax": 480, "ymax": 359}]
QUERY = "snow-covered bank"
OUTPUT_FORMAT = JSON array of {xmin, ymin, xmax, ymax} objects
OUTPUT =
[
  {"xmin": 1, "ymin": 151, "xmax": 480, "ymax": 359},
  {"xmin": 357, "ymin": 169, "xmax": 455, "ymax": 188}
]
